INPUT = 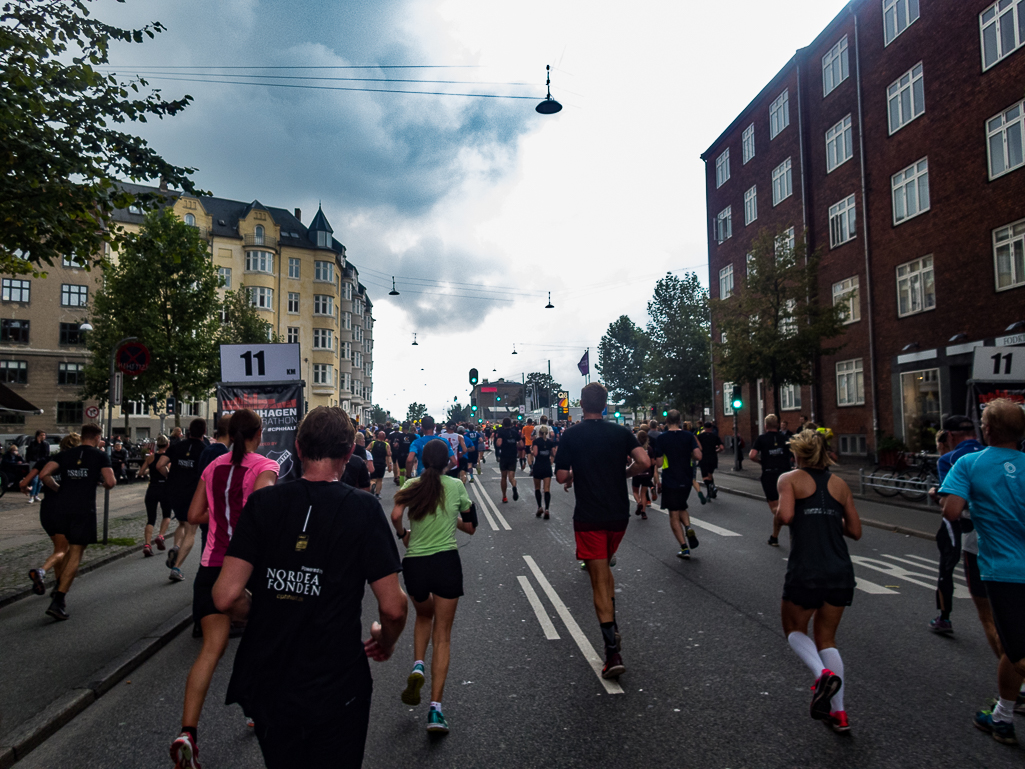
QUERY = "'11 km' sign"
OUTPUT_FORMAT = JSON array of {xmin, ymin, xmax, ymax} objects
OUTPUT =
[
  {"xmin": 972, "ymin": 345, "xmax": 1025, "ymax": 383},
  {"xmin": 220, "ymin": 343, "xmax": 301, "ymax": 383}
]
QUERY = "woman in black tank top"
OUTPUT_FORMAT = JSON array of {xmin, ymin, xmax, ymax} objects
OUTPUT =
[{"xmin": 775, "ymin": 429, "xmax": 862, "ymax": 734}]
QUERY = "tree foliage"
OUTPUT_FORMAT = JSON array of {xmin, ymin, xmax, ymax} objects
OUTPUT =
[
  {"xmin": 710, "ymin": 228, "xmax": 846, "ymax": 416},
  {"xmin": 219, "ymin": 283, "xmax": 277, "ymax": 345},
  {"xmin": 597, "ymin": 315, "xmax": 647, "ymax": 410},
  {"xmin": 0, "ymin": 0, "xmax": 198, "ymax": 274},
  {"xmin": 406, "ymin": 402, "xmax": 428, "ymax": 423},
  {"xmin": 525, "ymin": 372, "xmax": 562, "ymax": 408},
  {"xmin": 645, "ymin": 272, "xmax": 711, "ymax": 414},
  {"xmin": 447, "ymin": 402, "xmax": 471, "ymax": 424},
  {"xmin": 83, "ymin": 208, "xmax": 222, "ymax": 425},
  {"xmin": 371, "ymin": 404, "xmax": 389, "ymax": 425}
]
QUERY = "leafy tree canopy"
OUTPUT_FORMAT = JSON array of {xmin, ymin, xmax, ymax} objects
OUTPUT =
[
  {"xmin": 406, "ymin": 402, "xmax": 428, "ymax": 423},
  {"xmin": 525, "ymin": 372, "xmax": 562, "ymax": 408},
  {"xmin": 597, "ymin": 315, "xmax": 647, "ymax": 410},
  {"xmin": 219, "ymin": 283, "xmax": 277, "ymax": 345},
  {"xmin": 645, "ymin": 272, "xmax": 710, "ymax": 413}
]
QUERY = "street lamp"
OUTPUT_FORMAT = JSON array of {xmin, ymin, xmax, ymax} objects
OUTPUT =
[{"xmin": 102, "ymin": 335, "xmax": 136, "ymax": 544}]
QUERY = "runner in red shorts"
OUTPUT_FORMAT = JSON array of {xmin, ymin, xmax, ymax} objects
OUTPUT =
[{"xmin": 555, "ymin": 382, "xmax": 650, "ymax": 679}]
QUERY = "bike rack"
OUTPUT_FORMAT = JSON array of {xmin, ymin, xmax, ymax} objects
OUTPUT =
[{"xmin": 859, "ymin": 469, "xmax": 940, "ymax": 510}]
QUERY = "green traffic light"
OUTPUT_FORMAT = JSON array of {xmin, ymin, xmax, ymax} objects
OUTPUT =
[
  {"xmin": 732, "ymin": 399, "xmax": 743, "ymax": 409},
  {"xmin": 614, "ymin": 411, "xmax": 621, "ymax": 418},
  {"xmin": 478, "ymin": 418, "xmax": 483, "ymax": 424},
  {"xmin": 517, "ymin": 414, "xmax": 522, "ymax": 420},
  {"xmin": 471, "ymin": 405, "xmax": 477, "ymax": 411},
  {"xmin": 662, "ymin": 410, "xmax": 668, "ymax": 417},
  {"xmin": 496, "ymin": 396, "xmax": 501, "ymax": 401}
]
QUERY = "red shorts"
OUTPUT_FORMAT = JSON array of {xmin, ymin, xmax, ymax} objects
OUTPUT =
[{"xmin": 574, "ymin": 529, "xmax": 625, "ymax": 561}]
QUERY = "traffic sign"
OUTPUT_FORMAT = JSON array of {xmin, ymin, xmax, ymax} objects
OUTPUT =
[
  {"xmin": 116, "ymin": 342, "xmax": 150, "ymax": 376},
  {"xmin": 518, "ymin": 405, "xmax": 525, "ymax": 414},
  {"xmin": 166, "ymin": 396, "xmax": 176, "ymax": 414},
  {"xmin": 973, "ymin": 345, "xmax": 1025, "ymax": 382},
  {"xmin": 112, "ymin": 373, "xmax": 123, "ymax": 406},
  {"xmin": 85, "ymin": 405, "xmax": 100, "ymax": 420},
  {"xmin": 220, "ymin": 343, "xmax": 301, "ymax": 383}
]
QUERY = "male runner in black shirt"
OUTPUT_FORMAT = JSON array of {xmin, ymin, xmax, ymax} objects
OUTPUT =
[
  {"xmin": 696, "ymin": 422, "xmax": 724, "ymax": 499},
  {"xmin": 39, "ymin": 424, "xmax": 115, "ymax": 620},
  {"xmin": 750, "ymin": 414, "xmax": 794, "ymax": 547},
  {"xmin": 652, "ymin": 411, "xmax": 703, "ymax": 559},
  {"xmin": 495, "ymin": 418, "xmax": 520, "ymax": 503},
  {"xmin": 158, "ymin": 418, "xmax": 208, "ymax": 581}
]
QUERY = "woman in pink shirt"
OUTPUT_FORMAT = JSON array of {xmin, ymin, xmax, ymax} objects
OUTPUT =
[{"xmin": 170, "ymin": 409, "xmax": 279, "ymax": 769}]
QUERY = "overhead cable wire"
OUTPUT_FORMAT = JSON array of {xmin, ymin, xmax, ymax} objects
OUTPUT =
[{"xmin": 98, "ymin": 68, "xmax": 534, "ymax": 87}]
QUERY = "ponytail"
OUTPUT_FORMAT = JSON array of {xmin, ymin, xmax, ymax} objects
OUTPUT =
[
  {"xmin": 228, "ymin": 409, "xmax": 262, "ymax": 466},
  {"xmin": 395, "ymin": 439, "xmax": 449, "ymax": 522}
]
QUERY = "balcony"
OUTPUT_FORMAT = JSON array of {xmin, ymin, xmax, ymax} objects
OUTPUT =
[{"xmin": 244, "ymin": 234, "xmax": 278, "ymax": 251}]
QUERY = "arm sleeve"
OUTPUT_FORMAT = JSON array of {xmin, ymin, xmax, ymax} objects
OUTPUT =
[
  {"xmin": 226, "ymin": 495, "xmax": 263, "ymax": 565},
  {"xmin": 938, "ymin": 455, "xmax": 971, "ymax": 500},
  {"xmin": 362, "ymin": 499, "xmax": 403, "ymax": 583},
  {"xmin": 554, "ymin": 434, "xmax": 573, "ymax": 471},
  {"xmin": 98, "ymin": 450, "xmax": 112, "ymax": 469},
  {"xmin": 936, "ymin": 452, "xmax": 953, "ymax": 484}
]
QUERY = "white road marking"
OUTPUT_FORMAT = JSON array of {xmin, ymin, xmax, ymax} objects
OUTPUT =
[
  {"xmin": 468, "ymin": 484, "xmax": 499, "ymax": 531},
  {"xmin": 901, "ymin": 553, "xmax": 965, "ymax": 573},
  {"xmin": 517, "ymin": 576, "xmax": 561, "ymax": 640},
  {"xmin": 855, "ymin": 577, "xmax": 899, "ymax": 595},
  {"xmin": 850, "ymin": 555, "xmax": 970, "ymax": 598},
  {"xmin": 522, "ymin": 555, "xmax": 624, "ymax": 695},
  {"xmin": 881, "ymin": 554, "xmax": 966, "ymax": 581},
  {"xmin": 470, "ymin": 482, "xmax": 511, "ymax": 531},
  {"xmin": 655, "ymin": 510, "xmax": 741, "ymax": 537}
]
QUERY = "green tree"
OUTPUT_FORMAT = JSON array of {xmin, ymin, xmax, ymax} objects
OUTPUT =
[
  {"xmin": 710, "ymin": 228, "xmax": 846, "ymax": 417},
  {"xmin": 219, "ymin": 283, "xmax": 277, "ymax": 344},
  {"xmin": 596, "ymin": 315, "xmax": 647, "ymax": 411},
  {"xmin": 406, "ymin": 402, "xmax": 428, "ymax": 423},
  {"xmin": 83, "ymin": 208, "xmax": 222, "ymax": 426},
  {"xmin": 525, "ymin": 372, "xmax": 562, "ymax": 408},
  {"xmin": 447, "ymin": 402, "xmax": 471, "ymax": 423},
  {"xmin": 371, "ymin": 405, "xmax": 389, "ymax": 425},
  {"xmin": 0, "ymin": 0, "xmax": 197, "ymax": 275},
  {"xmin": 645, "ymin": 272, "xmax": 710, "ymax": 416}
]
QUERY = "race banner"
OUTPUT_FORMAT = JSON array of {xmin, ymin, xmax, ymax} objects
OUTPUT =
[{"xmin": 217, "ymin": 381, "xmax": 304, "ymax": 481}]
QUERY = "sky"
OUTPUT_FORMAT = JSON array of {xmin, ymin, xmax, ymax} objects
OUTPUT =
[{"xmin": 98, "ymin": 0, "xmax": 851, "ymax": 420}]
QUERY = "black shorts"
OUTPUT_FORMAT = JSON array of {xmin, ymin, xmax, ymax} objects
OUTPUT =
[
  {"xmin": 631, "ymin": 473, "xmax": 653, "ymax": 488},
  {"xmin": 58, "ymin": 509, "xmax": 97, "ymax": 546},
  {"xmin": 761, "ymin": 471, "xmax": 785, "ymax": 502},
  {"xmin": 39, "ymin": 499, "xmax": 60, "ymax": 538},
  {"xmin": 466, "ymin": 451, "xmax": 478, "ymax": 465},
  {"xmin": 370, "ymin": 466, "xmax": 386, "ymax": 480},
  {"xmin": 782, "ymin": 584, "xmax": 854, "ymax": 610},
  {"xmin": 445, "ymin": 468, "xmax": 461, "ymax": 479},
  {"xmin": 661, "ymin": 485, "xmax": 691, "ymax": 511},
  {"xmin": 145, "ymin": 484, "xmax": 169, "ymax": 526},
  {"xmin": 193, "ymin": 564, "xmax": 223, "ymax": 624},
  {"xmin": 458, "ymin": 455, "xmax": 470, "ymax": 472},
  {"xmin": 402, "ymin": 550, "xmax": 464, "ymax": 603},
  {"xmin": 698, "ymin": 458, "xmax": 718, "ymax": 476},
  {"xmin": 168, "ymin": 493, "xmax": 192, "ymax": 522},
  {"xmin": 962, "ymin": 551, "xmax": 987, "ymax": 598},
  {"xmin": 532, "ymin": 463, "xmax": 553, "ymax": 480},
  {"xmin": 982, "ymin": 580, "xmax": 1025, "ymax": 663},
  {"xmin": 499, "ymin": 456, "xmax": 518, "ymax": 472}
]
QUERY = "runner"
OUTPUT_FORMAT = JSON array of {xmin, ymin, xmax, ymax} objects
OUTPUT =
[
  {"xmin": 169, "ymin": 409, "xmax": 279, "ymax": 769},
  {"xmin": 750, "ymin": 414, "xmax": 793, "ymax": 547},
  {"xmin": 651, "ymin": 411, "xmax": 702, "ymax": 559},
  {"xmin": 696, "ymin": 422, "xmax": 724, "ymax": 499},
  {"xmin": 354, "ymin": 432, "xmax": 375, "ymax": 479},
  {"xmin": 554, "ymin": 382, "xmax": 650, "ymax": 679},
  {"xmin": 630, "ymin": 430, "xmax": 654, "ymax": 520},
  {"xmin": 463, "ymin": 424, "xmax": 482, "ymax": 483},
  {"xmin": 390, "ymin": 440, "xmax": 476, "ymax": 733},
  {"xmin": 407, "ymin": 417, "xmax": 454, "ymax": 479},
  {"xmin": 776, "ymin": 428, "xmax": 861, "ymax": 733},
  {"xmin": 939, "ymin": 399, "xmax": 1025, "ymax": 746},
  {"xmin": 25, "ymin": 433, "xmax": 80, "ymax": 597},
  {"xmin": 440, "ymin": 423, "xmax": 466, "ymax": 481},
  {"xmin": 158, "ymin": 419, "xmax": 207, "ymax": 583},
  {"xmin": 24, "ymin": 429, "xmax": 49, "ymax": 502},
  {"xmin": 531, "ymin": 424, "xmax": 557, "ymax": 519},
  {"xmin": 369, "ymin": 431, "xmax": 392, "ymax": 498},
  {"xmin": 495, "ymin": 418, "xmax": 520, "ymax": 503},
  {"xmin": 37, "ymin": 424, "xmax": 116, "ymax": 620},
  {"xmin": 522, "ymin": 418, "xmax": 535, "ymax": 470},
  {"xmin": 137, "ymin": 435, "xmax": 171, "ymax": 557},
  {"xmin": 342, "ymin": 443, "xmax": 372, "ymax": 491}
]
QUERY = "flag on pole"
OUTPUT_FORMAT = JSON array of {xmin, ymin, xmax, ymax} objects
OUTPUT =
[{"xmin": 577, "ymin": 349, "xmax": 589, "ymax": 376}]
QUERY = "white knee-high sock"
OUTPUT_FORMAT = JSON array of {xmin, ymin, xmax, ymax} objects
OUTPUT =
[
  {"xmin": 787, "ymin": 632, "xmax": 825, "ymax": 676},
  {"xmin": 818, "ymin": 646, "xmax": 844, "ymax": 712}
]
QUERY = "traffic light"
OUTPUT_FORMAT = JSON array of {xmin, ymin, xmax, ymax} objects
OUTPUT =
[
  {"xmin": 478, "ymin": 418, "xmax": 484, "ymax": 424},
  {"xmin": 496, "ymin": 395, "xmax": 501, "ymax": 401},
  {"xmin": 471, "ymin": 404, "xmax": 477, "ymax": 412},
  {"xmin": 517, "ymin": 413, "xmax": 523, "ymax": 421},
  {"xmin": 614, "ymin": 410, "xmax": 621, "ymax": 418},
  {"xmin": 731, "ymin": 385, "xmax": 743, "ymax": 411},
  {"xmin": 469, "ymin": 368, "xmax": 478, "ymax": 386},
  {"xmin": 662, "ymin": 410, "xmax": 668, "ymax": 417},
  {"xmin": 650, "ymin": 405, "xmax": 655, "ymax": 417}
]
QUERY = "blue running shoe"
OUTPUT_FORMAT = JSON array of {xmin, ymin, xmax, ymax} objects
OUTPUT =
[
  {"xmin": 401, "ymin": 664, "xmax": 425, "ymax": 706},
  {"xmin": 974, "ymin": 710, "xmax": 1017, "ymax": 745},
  {"xmin": 427, "ymin": 707, "xmax": 450, "ymax": 733},
  {"xmin": 677, "ymin": 547, "xmax": 690, "ymax": 560},
  {"xmin": 929, "ymin": 616, "xmax": 953, "ymax": 634}
]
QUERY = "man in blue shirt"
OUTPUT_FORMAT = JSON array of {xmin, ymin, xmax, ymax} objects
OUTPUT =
[
  {"xmin": 940, "ymin": 398, "xmax": 1025, "ymax": 746},
  {"xmin": 405, "ymin": 416, "xmax": 454, "ymax": 478}
]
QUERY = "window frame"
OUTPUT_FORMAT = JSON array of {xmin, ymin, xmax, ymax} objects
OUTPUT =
[
  {"xmin": 769, "ymin": 89, "xmax": 790, "ymax": 139},
  {"xmin": 896, "ymin": 255, "xmax": 936, "ymax": 317},
  {"xmin": 772, "ymin": 158, "xmax": 793, "ymax": 206},
  {"xmin": 742, "ymin": 124, "xmax": 755, "ymax": 164},
  {"xmin": 986, "ymin": 98, "xmax": 1025, "ymax": 180},
  {"xmin": 288, "ymin": 257, "xmax": 301, "ymax": 279},
  {"xmin": 60, "ymin": 284, "xmax": 88, "ymax": 307},
  {"xmin": 829, "ymin": 194, "xmax": 857, "ymax": 248},
  {"xmin": 993, "ymin": 218, "xmax": 1025, "ymax": 291},
  {"xmin": 744, "ymin": 185, "xmax": 758, "ymax": 225},
  {"xmin": 836, "ymin": 358, "xmax": 866, "ymax": 406},
  {"xmin": 826, "ymin": 115, "xmax": 854, "ymax": 172},
  {"xmin": 287, "ymin": 292, "xmax": 300, "ymax": 314},
  {"xmin": 312, "ymin": 328, "xmax": 334, "ymax": 350},
  {"xmin": 1, "ymin": 278, "xmax": 30, "ymax": 303},
  {"xmin": 719, "ymin": 264, "xmax": 734, "ymax": 299},
  {"xmin": 716, "ymin": 149, "xmax": 731, "ymax": 188},
  {"xmin": 59, "ymin": 322, "xmax": 83, "ymax": 345},
  {"xmin": 832, "ymin": 276, "xmax": 861, "ymax": 324},
  {"xmin": 287, "ymin": 327, "xmax": 300, "ymax": 344},
  {"xmin": 716, "ymin": 206, "xmax": 732, "ymax": 244},
  {"xmin": 314, "ymin": 260, "xmax": 335, "ymax": 283},
  {"xmin": 887, "ymin": 63, "xmax": 926, "ymax": 135},
  {"xmin": 58, "ymin": 362, "xmax": 85, "ymax": 386},
  {"xmin": 217, "ymin": 267, "xmax": 231, "ymax": 289},
  {"xmin": 313, "ymin": 363, "xmax": 333, "ymax": 385},
  {"xmin": 822, "ymin": 35, "xmax": 849, "ymax": 97},
  {"xmin": 56, "ymin": 401, "xmax": 84, "ymax": 424},
  {"xmin": 0, "ymin": 360, "xmax": 28, "ymax": 384},
  {"xmin": 248, "ymin": 286, "xmax": 274, "ymax": 310},
  {"xmin": 780, "ymin": 383, "xmax": 802, "ymax": 411},
  {"xmin": 313, "ymin": 294, "xmax": 334, "ymax": 317},
  {"xmin": 245, "ymin": 250, "xmax": 274, "ymax": 274},
  {"xmin": 980, "ymin": 0, "xmax": 1025, "ymax": 71},
  {"xmin": 883, "ymin": 0, "xmax": 920, "ymax": 46},
  {"xmin": 723, "ymin": 381, "xmax": 735, "ymax": 416},
  {"xmin": 891, "ymin": 157, "xmax": 930, "ymax": 225}
]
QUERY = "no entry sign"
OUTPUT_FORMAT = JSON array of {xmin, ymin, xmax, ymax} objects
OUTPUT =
[{"xmin": 116, "ymin": 342, "xmax": 150, "ymax": 376}]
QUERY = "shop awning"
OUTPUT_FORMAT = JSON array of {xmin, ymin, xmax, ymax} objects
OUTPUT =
[{"xmin": 0, "ymin": 383, "xmax": 43, "ymax": 414}]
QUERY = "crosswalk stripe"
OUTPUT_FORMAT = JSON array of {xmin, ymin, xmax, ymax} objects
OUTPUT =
[
  {"xmin": 855, "ymin": 578, "xmax": 900, "ymax": 595},
  {"xmin": 901, "ymin": 553, "xmax": 964, "ymax": 573}
]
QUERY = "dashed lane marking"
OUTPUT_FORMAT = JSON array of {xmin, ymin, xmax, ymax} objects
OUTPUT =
[
  {"xmin": 517, "ymin": 576, "xmax": 561, "ymax": 640},
  {"xmin": 881, "ymin": 553, "xmax": 966, "ymax": 581},
  {"xmin": 656, "ymin": 509, "xmax": 742, "ymax": 537},
  {"xmin": 468, "ymin": 483, "xmax": 499, "ymax": 531},
  {"xmin": 470, "ymin": 481, "xmax": 511, "ymax": 531}
]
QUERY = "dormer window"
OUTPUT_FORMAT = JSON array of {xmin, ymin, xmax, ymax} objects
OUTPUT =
[
  {"xmin": 184, "ymin": 214, "xmax": 196, "ymax": 227},
  {"xmin": 255, "ymin": 225, "xmax": 265, "ymax": 245},
  {"xmin": 317, "ymin": 231, "xmax": 331, "ymax": 248}
]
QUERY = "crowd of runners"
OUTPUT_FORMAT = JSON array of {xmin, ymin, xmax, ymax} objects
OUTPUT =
[{"xmin": 15, "ymin": 383, "xmax": 1025, "ymax": 766}]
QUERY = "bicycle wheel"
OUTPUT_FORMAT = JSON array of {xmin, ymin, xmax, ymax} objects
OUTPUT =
[
  {"xmin": 897, "ymin": 471, "xmax": 926, "ymax": 501},
  {"xmin": 872, "ymin": 468, "xmax": 901, "ymax": 497}
]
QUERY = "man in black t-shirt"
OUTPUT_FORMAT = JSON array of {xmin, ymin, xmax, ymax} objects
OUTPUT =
[
  {"xmin": 749, "ymin": 414, "xmax": 794, "ymax": 547},
  {"xmin": 212, "ymin": 406, "xmax": 407, "ymax": 769},
  {"xmin": 554, "ymin": 383, "xmax": 649, "ymax": 680},
  {"xmin": 157, "ymin": 418, "xmax": 208, "ymax": 581},
  {"xmin": 652, "ymin": 411, "xmax": 703, "ymax": 560},
  {"xmin": 496, "ymin": 418, "xmax": 520, "ymax": 503},
  {"xmin": 342, "ymin": 451, "xmax": 371, "ymax": 490},
  {"xmin": 696, "ymin": 422, "xmax": 724, "ymax": 499},
  {"xmin": 39, "ymin": 423, "xmax": 115, "ymax": 620}
]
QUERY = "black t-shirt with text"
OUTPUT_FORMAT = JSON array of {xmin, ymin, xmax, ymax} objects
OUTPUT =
[
  {"xmin": 533, "ymin": 438, "xmax": 556, "ymax": 470},
  {"xmin": 652, "ymin": 430, "xmax": 700, "ymax": 489},
  {"xmin": 224, "ymin": 480, "xmax": 402, "ymax": 721},
  {"xmin": 554, "ymin": 420, "xmax": 640, "ymax": 529},
  {"xmin": 164, "ymin": 437, "xmax": 206, "ymax": 501},
  {"xmin": 496, "ymin": 427, "xmax": 520, "ymax": 458},
  {"xmin": 54, "ymin": 445, "xmax": 110, "ymax": 516},
  {"xmin": 752, "ymin": 431, "xmax": 793, "ymax": 473}
]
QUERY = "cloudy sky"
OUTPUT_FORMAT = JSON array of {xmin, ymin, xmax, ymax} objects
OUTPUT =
[{"xmin": 101, "ymin": 0, "xmax": 850, "ymax": 420}]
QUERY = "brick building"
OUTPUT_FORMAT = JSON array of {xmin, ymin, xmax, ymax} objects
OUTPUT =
[{"xmin": 702, "ymin": 0, "xmax": 1025, "ymax": 457}]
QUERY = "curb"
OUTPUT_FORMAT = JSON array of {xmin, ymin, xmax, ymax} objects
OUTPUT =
[
  {"xmin": 0, "ymin": 607, "xmax": 192, "ymax": 768},
  {"xmin": 714, "ymin": 485, "xmax": 935, "ymax": 541}
]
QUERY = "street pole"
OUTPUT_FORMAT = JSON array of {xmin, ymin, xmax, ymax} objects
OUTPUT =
[
  {"xmin": 547, "ymin": 359, "xmax": 552, "ymax": 422},
  {"xmin": 103, "ymin": 336, "xmax": 137, "ymax": 545},
  {"xmin": 733, "ymin": 407, "xmax": 742, "ymax": 472}
]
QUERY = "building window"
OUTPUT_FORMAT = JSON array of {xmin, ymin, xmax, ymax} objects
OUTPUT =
[
  {"xmin": 2, "ymin": 279, "xmax": 30, "ymax": 303},
  {"xmin": 994, "ymin": 218, "xmax": 1025, "ymax": 290},
  {"xmin": 981, "ymin": 0, "xmax": 1025, "ymax": 70},
  {"xmin": 313, "ymin": 295, "xmax": 334, "ymax": 316},
  {"xmin": 128, "ymin": 204, "xmax": 142, "ymax": 215},
  {"xmin": 314, "ymin": 260, "xmax": 334, "ymax": 283},
  {"xmin": 887, "ymin": 63, "xmax": 925, "ymax": 134},
  {"xmin": 719, "ymin": 264, "xmax": 734, "ymax": 299},
  {"xmin": 184, "ymin": 213, "xmax": 196, "ymax": 227},
  {"xmin": 780, "ymin": 383, "xmax": 802, "ymax": 411},
  {"xmin": 832, "ymin": 276, "xmax": 861, "ymax": 324},
  {"xmin": 343, "ymin": 372, "xmax": 351, "ymax": 393},
  {"xmin": 245, "ymin": 250, "xmax": 274, "ymax": 274},
  {"xmin": 317, "ymin": 231, "xmax": 332, "ymax": 249},
  {"xmin": 124, "ymin": 400, "xmax": 150, "ymax": 416},
  {"xmin": 355, "ymin": 325, "xmax": 364, "ymax": 343},
  {"xmin": 287, "ymin": 292, "xmax": 300, "ymax": 314},
  {"xmin": 58, "ymin": 362, "xmax": 84, "ymax": 385},
  {"xmin": 217, "ymin": 267, "xmax": 231, "ymax": 289},
  {"xmin": 287, "ymin": 327, "xmax": 300, "ymax": 344},
  {"xmin": 0, "ymin": 319, "xmax": 29, "ymax": 344},
  {"xmin": 744, "ymin": 186, "xmax": 758, "ymax": 225},
  {"xmin": 892, "ymin": 158, "xmax": 930, "ymax": 224},
  {"xmin": 716, "ymin": 149, "xmax": 730, "ymax": 188},
  {"xmin": 839, "ymin": 435, "xmax": 868, "ymax": 456},
  {"xmin": 772, "ymin": 158, "xmax": 793, "ymax": 206},
  {"xmin": 897, "ymin": 255, "xmax": 936, "ymax": 317},
  {"xmin": 344, "ymin": 311, "xmax": 352, "ymax": 330},
  {"xmin": 723, "ymin": 381, "xmax": 735, "ymax": 416},
  {"xmin": 288, "ymin": 258, "xmax": 301, "ymax": 279},
  {"xmin": 826, "ymin": 115, "xmax": 853, "ymax": 172},
  {"xmin": 769, "ymin": 89, "xmax": 790, "ymax": 139},
  {"xmin": 341, "ymin": 341, "xmax": 351, "ymax": 359},
  {"xmin": 0, "ymin": 360, "xmax": 27, "ymax": 384},
  {"xmin": 313, "ymin": 363, "xmax": 332, "ymax": 385},
  {"xmin": 775, "ymin": 227, "xmax": 796, "ymax": 257},
  {"xmin": 829, "ymin": 194, "xmax": 857, "ymax": 247},
  {"xmin": 354, "ymin": 350, "xmax": 363, "ymax": 368},
  {"xmin": 56, "ymin": 401, "xmax": 84, "ymax": 424},
  {"xmin": 822, "ymin": 36, "xmax": 849, "ymax": 96},
  {"xmin": 313, "ymin": 328, "xmax": 333, "ymax": 350},
  {"xmin": 836, "ymin": 359, "xmax": 865, "ymax": 406},
  {"xmin": 248, "ymin": 286, "xmax": 274, "ymax": 310},
  {"xmin": 742, "ymin": 124, "xmax": 755, "ymax": 163},
  {"xmin": 254, "ymin": 225, "xmax": 265, "ymax": 245},
  {"xmin": 987, "ymin": 99, "xmax": 1025, "ymax": 179},
  {"xmin": 781, "ymin": 298, "xmax": 798, "ymax": 337},
  {"xmin": 884, "ymin": 0, "xmax": 920, "ymax": 45},
  {"xmin": 716, "ymin": 206, "xmax": 732, "ymax": 244},
  {"xmin": 61, "ymin": 284, "xmax": 88, "ymax": 307},
  {"xmin": 900, "ymin": 369, "xmax": 941, "ymax": 450},
  {"xmin": 59, "ymin": 323, "xmax": 84, "ymax": 345}
]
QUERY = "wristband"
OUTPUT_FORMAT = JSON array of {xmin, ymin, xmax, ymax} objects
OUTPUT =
[
  {"xmin": 461, "ymin": 503, "xmax": 478, "ymax": 528},
  {"xmin": 396, "ymin": 528, "xmax": 407, "ymax": 539}
]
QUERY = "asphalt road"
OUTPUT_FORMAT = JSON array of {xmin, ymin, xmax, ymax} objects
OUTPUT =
[{"xmin": 17, "ymin": 464, "xmax": 1023, "ymax": 768}]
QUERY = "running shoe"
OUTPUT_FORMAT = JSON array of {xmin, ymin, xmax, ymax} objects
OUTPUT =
[
  {"xmin": 155, "ymin": 535, "xmax": 166, "ymax": 551},
  {"xmin": 165, "ymin": 545, "xmax": 179, "ymax": 569},
  {"xmin": 45, "ymin": 600, "xmax": 69, "ymax": 621},
  {"xmin": 610, "ymin": 554, "xmax": 617, "ymax": 568},
  {"xmin": 929, "ymin": 616, "xmax": 953, "ymax": 635},
  {"xmin": 579, "ymin": 561, "xmax": 587, "ymax": 570},
  {"xmin": 169, "ymin": 732, "xmax": 202, "ymax": 768},
  {"xmin": 536, "ymin": 507, "xmax": 543, "ymax": 518},
  {"xmin": 143, "ymin": 544, "xmax": 153, "ymax": 558},
  {"xmin": 635, "ymin": 505, "xmax": 643, "ymax": 516},
  {"xmin": 427, "ymin": 707, "xmax": 450, "ymax": 733},
  {"xmin": 543, "ymin": 511, "xmax": 550, "ymax": 520},
  {"xmin": 829, "ymin": 711, "xmax": 851, "ymax": 733},
  {"xmin": 686, "ymin": 528, "xmax": 699, "ymax": 549},
  {"xmin": 810, "ymin": 669, "xmax": 842, "ymax": 721},
  {"xmin": 402, "ymin": 664, "xmax": 426, "ymax": 705},
  {"xmin": 468, "ymin": 477, "xmax": 474, "ymax": 484},
  {"xmin": 650, "ymin": 489, "xmax": 658, "ymax": 501},
  {"xmin": 767, "ymin": 536, "xmax": 780, "ymax": 547},
  {"xmin": 640, "ymin": 511, "xmax": 647, "ymax": 520},
  {"xmin": 502, "ymin": 496, "xmax": 508, "ymax": 503},
  {"xmin": 27, "ymin": 496, "xmax": 35, "ymax": 503},
  {"xmin": 709, "ymin": 485, "xmax": 718, "ymax": 499},
  {"xmin": 601, "ymin": 652, "xmax": 625, "ymax": 679},
  {"xmin": 697, "ymin": 491, "xmax": 707, "ymax": 505},
  {"xmin": 28, "ymin": 568, "xmax": 45, "ymax": 596},
  {"xmin": 245, "ymin": 716, "xmax": 255, "ymax": 728},
  {"xmin": 974, "ymin": 709, "xmax": 1017, "ymax": 745},
  {"xmin": 512, "ymin": 487, "xmax": 519, "ymax": 501},
  {"xmin": 677, "ymin": 547, "xmax": 691, "ymax": 560},
  {"xmin": 169, "ymin": 567, "xmax": 185, "ymax": 582},
  {"xmin": 1015, "ymin": 692, "xmax": 1025, "ymax": 715}
]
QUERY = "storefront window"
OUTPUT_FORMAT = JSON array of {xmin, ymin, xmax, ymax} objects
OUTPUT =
[{"xmin": 900, "ymin": 368, "xmax": 941, "ymax": 451}]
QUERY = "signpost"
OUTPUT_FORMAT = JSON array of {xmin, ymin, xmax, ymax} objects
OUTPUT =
[
  {"xmin": 103, "ymin": 337, "xmax": 146, "ymax": 544},
  {"xmin": 85, "ymin": 406, "xmax": 100, "ymax": 420},
  {"xmin": 116, "ymin": 342, "xmax": 151, "ymax": 376}
]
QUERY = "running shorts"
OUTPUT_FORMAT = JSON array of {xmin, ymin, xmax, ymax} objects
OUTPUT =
[
  {"xmin": 574, "ymin": 527, "xmax": 626, "ymax": 561},
  {"xmin": 39, "ymin": 499, "xmax": 60, "ymax": 538},
  {"xmin": 760, "ymin": 470, "xmax": 785, "ymax": 502},
  {"xmin": 781, "ymin": 584, "xmax": 854, "ymax": 610},
  {"xmin": 193, "ymin": 564, "xmax": 223, "ymax": 624},
  {"xmin": 58, "ymin": 509, "xmax": 97, "ymax": 546},
  {"xmin": 499, "ymin": 456, "xmax": 518, "ymax": 472},
  {"xmin": 370, "ymin": 466, "xmax": 386, "ymax": 480},
  {"xmin": 532, "ymin": 463, "xmax": 553, "ymax": 480},
  {"xmin": 445, "ymin": 468, "xmax": 461, "ymax": 479},
  {"xmin": 402, "ymin": 550, "xmax": 463, "ymax": 603},
  {"xmin": 660, "ymin": 486, "xmax": 691, "ymax": 512},
  {"xmin": 145, "ymin": 484, "xmax": 169, "ymax": 526},
  {"xmin": 458, "ymin": 455, "xmax": 469, "ymax": 472},
  {"xmin": 981, "ymin": 581, "xmax": 1025, "ymax": 663},
  {"xmin": 962, "ymin": 551, "xmax": 987, "ymax": 598},
  {"xmin": 466, "ymin": 451, "xmax": 478, "ymax": 465},
  {"xmin": 698, "ymin": 457, "xmax": 718, "ymax": 476},
  {"xmin": 631, "ymin": 471, "xmax": 653, "ymax": 488},
  {"xmin": 168, "ymin": 493, "xmax": 192, "ymax": 522}
]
